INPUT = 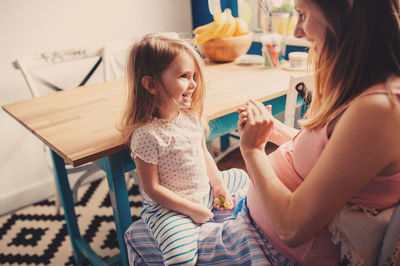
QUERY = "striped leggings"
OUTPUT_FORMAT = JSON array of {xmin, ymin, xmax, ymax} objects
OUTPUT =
[{"xmin": 140, "ymin": 168, "xmax": 249, "ymax": 266}]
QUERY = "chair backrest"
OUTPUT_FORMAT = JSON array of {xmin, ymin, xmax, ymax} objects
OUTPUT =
[
  {"xmin": 103, "ymin": 40, "xmax": 135, "ymax": 81},
  {"xmin": 103, "ymin": 34, "xmax": 180, "ymax": 81},
  {"xmin": 378, "ymin": 203, "xmax": 400, "ymax": 265},
  {"xmin": 13, "ymin": 45, "xmax": 107, "ymax": 98},
  {"xmin": 284, "ymin": 73, "xmax": 314, "ymax": 128}
]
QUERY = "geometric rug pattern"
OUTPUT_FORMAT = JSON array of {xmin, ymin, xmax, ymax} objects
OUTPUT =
[{"xmin": 0, "ymin": 178, "xmax": 143, "ymax": 265}]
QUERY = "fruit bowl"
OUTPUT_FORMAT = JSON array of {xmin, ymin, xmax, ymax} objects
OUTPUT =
[{"xmin": 201, "ymin": 33, "xmax": 253, "ymax": 62}]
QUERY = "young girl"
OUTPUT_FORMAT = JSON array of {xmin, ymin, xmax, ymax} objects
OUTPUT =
[{"xmin": 119, "ymin": 33, "xmax": 249, "ymax": 266}]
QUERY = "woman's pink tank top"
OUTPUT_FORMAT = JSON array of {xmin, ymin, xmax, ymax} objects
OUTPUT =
[{"xmin": 247, "ymin": 83, "xmax": 400, "ymax": 265}]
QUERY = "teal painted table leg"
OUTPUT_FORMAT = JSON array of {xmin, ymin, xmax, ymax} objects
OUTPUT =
[
  {"xmin": 101, "ymin": 152, "xmax": 133, "ymax": 266},
  {"xmin": 50, "ymin": 150, "xmax": 87, "ymax": 265},
  {"xmin": 207, "ymin": 95, "xmax": 287, "ymax": 141},
  {"xmin": 220, "ymin": 134, "xmax": 231, "ymax": 152}
]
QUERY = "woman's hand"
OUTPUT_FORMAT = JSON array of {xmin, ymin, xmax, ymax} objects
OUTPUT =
[
  {"xmin": 238, "ymin": 106, "xmax": 248, "ymax": 135},
  {"xmin": 212, "ymin": 183, "xmax": 234, "ymax": 210},
  {"xmin": 239, "ymin": 100, "xmax": 274, "ymax": 153},
  {"xmin": 188, "ymin": 205, "xmax": 214, "ymax": 224}
]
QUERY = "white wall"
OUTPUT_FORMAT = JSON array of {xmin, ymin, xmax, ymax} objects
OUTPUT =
[{"xmin": 0, "ymin": 0, "xmax": 193, "ymax": 215}]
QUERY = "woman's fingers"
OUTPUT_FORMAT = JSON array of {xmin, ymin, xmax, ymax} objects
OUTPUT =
[
  {"xmin": 250, "ymin": 101, "xmax": 274, "ymax": 125},
  {"xmin": 252, "ymin": 100, "xmax": 269, "ymax": 117},
  {"xmin": 239, "ymin": 110, "xmax": 247, "ymax": 120},
  {"xmin": 247, "ymin": 100, "xmax": 266, "ymax": 124},
  {"xmin": 238, "ymin": 100, "xmax": 273, "ymax": 134},
  {"xmin": 237, "ymin": 106, "xmax": 246, "ymax": 113},
  {"xmin": 238, "ymin": 109, "xmax": 248, "ymax": 133},
  {"xmin": 239, "ymin": 100, "xmax": 275, "ymax": 150},
  {"xmin": 247, "ymin": 101, "xmax": 260, "ymax": 123}
]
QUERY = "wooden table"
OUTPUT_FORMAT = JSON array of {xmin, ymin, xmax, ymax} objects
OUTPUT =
[{"xmin": 2, "ymin": 61, "xmax": 300, "ymax": 265}]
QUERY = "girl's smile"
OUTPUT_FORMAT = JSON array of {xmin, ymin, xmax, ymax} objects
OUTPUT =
[{"xmin": 182, "ymin": 89, "xmax": 194, "ymax": 105}]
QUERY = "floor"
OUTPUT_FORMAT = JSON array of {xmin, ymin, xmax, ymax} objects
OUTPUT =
[
  {"xmin": 216, "ymin": 142, "xmax": 278, "ymax": 171},
  {"xmin": 0, "ymin": 177, "xmax": 143, "ymax": 265}
]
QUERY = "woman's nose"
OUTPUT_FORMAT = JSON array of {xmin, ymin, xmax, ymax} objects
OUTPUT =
[{"xmin": 293, "ymin": 21, "xmax": 304, "ymax": 39}]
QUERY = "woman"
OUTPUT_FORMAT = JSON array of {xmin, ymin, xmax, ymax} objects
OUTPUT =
[
  {"xmin": 125, "ymin": 0, "xmax": 400, "ymax": 264},
  {"xmin": 239, "ymin": 0, "xmax": 400, "ymax": 264}
]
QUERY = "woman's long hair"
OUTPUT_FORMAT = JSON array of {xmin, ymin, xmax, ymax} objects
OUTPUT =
[
  {"xmin": 118, "ymin": 33, "xmax": 206, "ymax": 144},
  {"xmin": 300, "ymin": 0, "xmax": 400, "ymax": 129}
]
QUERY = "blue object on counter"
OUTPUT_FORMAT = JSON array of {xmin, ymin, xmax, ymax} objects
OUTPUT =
[
  {"xmin": 248, "ymin": 41, "xmax": 310, "ymax": 59},
  {"xmin": 247, "ymin": 42, "xmax": 263, "ymax": 55},
  {"xmin": 191, "ymin": 0, "xmax": 238, "ymax": 29},
  {"xmin": 285, "ymin": 45, "xmax": 309, "ymax": 60}
]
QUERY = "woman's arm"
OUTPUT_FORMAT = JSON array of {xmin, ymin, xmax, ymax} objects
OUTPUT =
[
  {"xmin": 201, "ymin": 135, "xmax": 234, "ymax": 209},
  {"xmin": 269, "ymin": 117, "xmax": 299, "ymax": 145},
  {"xmin": 135, "ymin": 157, "xmax": 213, "ymax": 224},
  {"xmin": 240, "ymin": 96, "xmax": 400, "ymax": 246}
]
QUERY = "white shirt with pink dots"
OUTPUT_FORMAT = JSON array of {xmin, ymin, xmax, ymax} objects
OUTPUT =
[{"xmin": 130, "ymin": 109, "xmax": 210, "ymax": 205}]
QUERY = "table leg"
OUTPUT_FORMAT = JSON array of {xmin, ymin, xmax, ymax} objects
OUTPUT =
[
  {"xmin": 103, "ymin": 153, "xmax": 133, "ymax": 266},
  {"xmin": 50, "ymin": 150, "xmax": 86, "ymax": 265},
  {"xmin": 220, "ymin": 134, "xmax": 231, "ymax": 152}
]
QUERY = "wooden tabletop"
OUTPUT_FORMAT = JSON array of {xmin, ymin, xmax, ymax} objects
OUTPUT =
[{"xmin": 2, "ymin": 61, "xmax": 300, "ymax": 167}]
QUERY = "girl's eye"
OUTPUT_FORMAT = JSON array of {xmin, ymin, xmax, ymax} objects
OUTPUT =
[
  {"xmin": 298, "ymin": 12, "xmax": 304, "ymax": 21},
  {"xmin": 180, "ymin": 73, "xmax": 187, "ymax": 78}
]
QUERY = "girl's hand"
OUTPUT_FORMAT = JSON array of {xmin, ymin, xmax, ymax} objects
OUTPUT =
[
  {"xmin": 212, "ymin": 184, "xmax": 234, "ymax": 210},
  {"xmin": 188, "ymin": 205, "xmax": 214, "ymax": 224},
  {"xmin": 240, "ymin": 100, "xmax": 274, "ymax": 153},
  {"xmin": 213, "ymin": 194, "xmax": 234, "ymax": 210}
]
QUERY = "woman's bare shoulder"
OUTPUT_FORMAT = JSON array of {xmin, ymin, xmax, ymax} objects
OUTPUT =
[
  {"xmin": 346, "ymin": 92, "xmax": 399, "ymax": 126},
  {"xmin": 337, "ymin": 92, "xmax": 400, "ymax": 174}
]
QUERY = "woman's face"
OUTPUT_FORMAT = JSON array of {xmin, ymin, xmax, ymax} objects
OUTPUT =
[{"xmin": 293, "ymin": 0, "xmax": 327, "ymax": 55}]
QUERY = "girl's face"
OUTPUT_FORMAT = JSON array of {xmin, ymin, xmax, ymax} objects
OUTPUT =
[
  {"xmin": 293, "ymin": 0, "xmax": 327, "ymax": 55},
  {"xmin": 157, "ymin": 51, "xmax": 197, "ymax": 118}
]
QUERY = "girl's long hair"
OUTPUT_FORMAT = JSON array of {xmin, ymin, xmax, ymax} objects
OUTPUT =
[
  {"xmin": 300, "ymin": 0, "xmax": 400, "ymax": 129},
  {"xmin": 118, "ymin": 33, "xmax": 206, "ymax": 144}
]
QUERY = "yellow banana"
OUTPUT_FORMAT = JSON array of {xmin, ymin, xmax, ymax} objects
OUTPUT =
[
  {"xmin": 224, "ymin": 11, "xmax": 236, "ymax": 38},
  {"xmin": 233, "ymin": 17, "xmax": 249, "ymax": 36},
  {"xmin": 193, "ymin": 6, "xmax": 249, "ymax": 44},
  {"xmin": 192, "ymin": 4, "xmax": 222, "ymax": 44},
  {"xmin": 193, "ymin": 27, "xmax": 215, "ymax": 44},
  {"xmin": 213, "ymin": 3, "xmax": 222, "ymax": 22},
  {"xmin": 192, "ymin": 20, "xmax": 217, "ymax": 44},
  {"xmin": 194, "ymin": 9, "xmax": 228, "ymax": 44},
  {"xmin": 213, "ymin": 9, "xmax": 231, "ymax": 39},
  {"xmin": 193, "ymin": 21, "xmax": 215, "ymax": 36}
]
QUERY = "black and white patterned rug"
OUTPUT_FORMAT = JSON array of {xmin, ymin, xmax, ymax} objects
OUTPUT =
[{"xmin": 0, "ymin": 178, "xmax": 143, "ymax": 265}]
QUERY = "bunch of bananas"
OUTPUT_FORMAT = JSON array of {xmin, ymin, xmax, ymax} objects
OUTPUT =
[{"xmin": 192, "ymin": 7, "xmax": 249, "ymax": 45}]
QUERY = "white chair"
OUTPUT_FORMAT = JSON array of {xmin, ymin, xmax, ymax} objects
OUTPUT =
[
  {"xmin": 13, "ymin": 45, "xmax": 110, "ymax": 214},
  {"xmin": 284, "ymin": 73, "xmax": 314, "ymax": 128},
  {"xmin": 104, "ymin": 39, "xmax": 135, "ymax": 80},
  {"xmin": 103, "ymin": 39, "xmax": 141, "ymax": 189}
]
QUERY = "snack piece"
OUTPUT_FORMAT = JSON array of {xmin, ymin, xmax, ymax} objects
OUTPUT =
[{"xmin": 213, "ymin": 195, "xmax": 233, "ymax": 209}]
